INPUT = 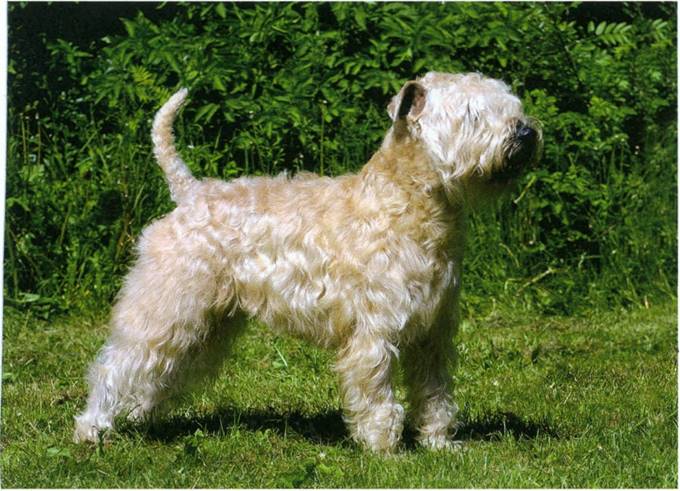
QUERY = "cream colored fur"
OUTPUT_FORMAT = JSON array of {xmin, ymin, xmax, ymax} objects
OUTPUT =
[{"xmin": 74, "ymin": 72, "xmax": 541, "ymax": 452}]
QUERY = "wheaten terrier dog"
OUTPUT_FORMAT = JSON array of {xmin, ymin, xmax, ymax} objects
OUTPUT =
[{"xmin": 74, "ymin": 72, "xmax": 541, "ymax": 452}]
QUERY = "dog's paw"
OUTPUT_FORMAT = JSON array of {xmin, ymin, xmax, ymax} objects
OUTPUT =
[
  {"xmin": 418, "ymin": 433, "xmax": 464, "ymax": 451},
  {"xmin": 73, "ymin": 414, "xmax": 112, "ymax": 444}
]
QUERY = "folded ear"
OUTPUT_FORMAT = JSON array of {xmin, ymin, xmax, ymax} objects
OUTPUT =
[{"xmin": 387, "ymin": 81, "xmax": 427, "ymax": 122}]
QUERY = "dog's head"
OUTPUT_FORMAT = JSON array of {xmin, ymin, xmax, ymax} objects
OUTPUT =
[{"xmin": 388, "ymin": 72, "xmax": 542, "ymax": 200}]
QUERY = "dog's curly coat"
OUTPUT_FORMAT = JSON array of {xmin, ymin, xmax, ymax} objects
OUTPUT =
[{"xmin": 74, "ymin": 72, "xmax": 541, "ymax": 452}]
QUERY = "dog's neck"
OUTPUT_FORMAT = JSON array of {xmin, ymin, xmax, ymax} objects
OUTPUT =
[
  {"xmin": 359, "ymin": 135, "xmax": 466, "ymax": 257},
  {"xmin": 362, "ymin": 135, "xmax": 442, "ymax": 192}
]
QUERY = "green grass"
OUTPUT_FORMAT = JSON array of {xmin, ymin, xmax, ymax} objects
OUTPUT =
[{"xmin": 1, "ymin": 302, "xmax": 677, "ymax": 488}]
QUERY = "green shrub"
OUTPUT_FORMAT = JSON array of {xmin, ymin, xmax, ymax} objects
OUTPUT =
[{"xmin": 6, "ymin": 2, "xmax": 677, "ymax": 316}]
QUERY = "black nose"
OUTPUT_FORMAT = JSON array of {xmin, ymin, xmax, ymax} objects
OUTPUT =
[{"xmin": 517, "ymin": 124, "xmax": 536, "ymax": 142}]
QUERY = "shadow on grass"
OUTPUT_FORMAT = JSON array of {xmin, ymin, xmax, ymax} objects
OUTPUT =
[
  {"xmin": 456, "ymin": 411, "xmax": 559, "ymax": 441},
  {"xmin": 139, "ymin": 407, "xmax": 558, "ymax": 447},
  {"xmin": 144, "ymin": 407, "xmax": 350, "ymax": 445}
]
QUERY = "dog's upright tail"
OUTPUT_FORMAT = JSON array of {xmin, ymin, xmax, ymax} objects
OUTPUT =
[{"xmin": 151, "ymin": 88, "xmax": 196, "ymax": 203}]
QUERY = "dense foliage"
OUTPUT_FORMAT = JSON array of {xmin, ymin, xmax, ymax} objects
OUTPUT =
[{"xmin": 6, "ymin": 2, "xmax": 677, "ymax": 316}]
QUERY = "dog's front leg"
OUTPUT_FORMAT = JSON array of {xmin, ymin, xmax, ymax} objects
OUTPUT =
[
  {"xmin": 335, "ymin": 333, "xmax": 404, "ymax": 453},
  {"xmin": 403, "ymin": 316, "xmax": 460, "ymax": 450}
]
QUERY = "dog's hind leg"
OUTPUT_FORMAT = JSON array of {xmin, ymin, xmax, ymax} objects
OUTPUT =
[{"xmin": 73, "ymin": 222, "xmax": 234, "ymax": 442}]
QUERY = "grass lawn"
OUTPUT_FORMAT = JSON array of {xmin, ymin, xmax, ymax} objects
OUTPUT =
[{"xmin": 1, "ymin": 302, "xmax": 677, "ymax": 488}]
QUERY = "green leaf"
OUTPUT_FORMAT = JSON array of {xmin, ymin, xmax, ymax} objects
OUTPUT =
[
  {"xmin": 122, "ymin": 19, "xmax": 136, "ymax": 37},
  {"xmin": 354, "ymin": 8, "xmax": 367, "ymax": 30},
  {"xmin": 213, "ymin": 75, "xmax": 226, "ymax": 92},
  {"xmin": 216, "ymin": 3, "xmax": 226, "ymax": 19},
  {"xmin": 194, "ymin": 103, "xmax": 220, "ymax": 123},
  {"xmin": 46, "ymin": 447, "xmax": 72, "ymax": 458}
]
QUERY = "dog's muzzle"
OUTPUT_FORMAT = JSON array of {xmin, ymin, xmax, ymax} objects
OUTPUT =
[{"xmin": 495, "ymin": 122, "xmax": 540, "ymax": 182}]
